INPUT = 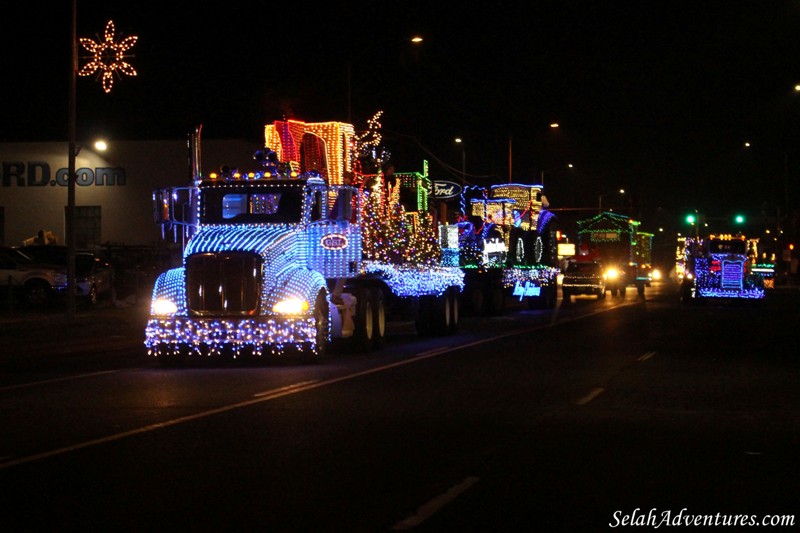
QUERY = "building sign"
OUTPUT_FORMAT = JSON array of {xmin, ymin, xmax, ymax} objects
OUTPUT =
[
  {"xmin": 2, "ymin": 161, "xmax": 126, "ymax": 187},
  {"xmin": 433, "ymin": 180, "xmax": 462, "ymax": 199}
]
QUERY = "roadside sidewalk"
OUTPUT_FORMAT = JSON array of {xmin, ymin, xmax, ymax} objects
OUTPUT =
[{"xmin": 0, "ymin": 297, "xmax": 150, "ymax": 359}]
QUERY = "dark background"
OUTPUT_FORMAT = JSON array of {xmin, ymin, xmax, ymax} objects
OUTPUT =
[{"xmin": 4, "ymin": 1, "xmax": 800, "ymax": 240}]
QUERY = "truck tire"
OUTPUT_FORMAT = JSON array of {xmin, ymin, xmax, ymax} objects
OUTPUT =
[
  {"xmin": 421, "ymin": 288, "xmax": 458, "ymax": 336},
  {"xmin": 447, "ymin": 287, "xmax": 460, "ymax": 333},
  {"xmin": 484, "ymin": 283, "xmax": 505, "ymax": 316},
  {"xmin": 370, "ymin": 288, "xmax": 386, "ymax": 350},
  {"xmin": 353, "ymin": 288, "xmax": 376, "ymax": 352}
]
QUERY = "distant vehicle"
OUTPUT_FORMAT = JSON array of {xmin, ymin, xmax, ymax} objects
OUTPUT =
[
  {"xmin": 678, "ymin": 234, "xmax": 765, "ymax": 304},
  {"xmin": 575, "ymin": 212, "xmax": 653, "ymax": 296},
  {"xmin": 17, "ymin": 245, "xmax": 114, "ymax": 305},
  {"xmin": 561, "ymin": 260, "xmax": 606, "ymax": 303},
  {"xmin": 0, "ymin": 246, "xmax": 67, "ymax": 307}
]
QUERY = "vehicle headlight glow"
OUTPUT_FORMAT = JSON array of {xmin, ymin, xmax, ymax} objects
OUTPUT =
[
  {"xmin": 272, "ymin": 297, "xmax": 309, "ymax": 315},
  {"xmin": 151, "ymin": 298, "xmax": 178, "ymax": 316},
  {"xmin": 605, "ymin": 267, "xmax": 619, "ymax": 280},
  {"xmin": 651, "ymin": 269, "xmax": 662, "ymax": 281}
]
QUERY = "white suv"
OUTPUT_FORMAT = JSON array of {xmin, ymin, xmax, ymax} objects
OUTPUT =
[{"xmin": 0, "ymin": 247, "xmax": 67, "ymax": 307}]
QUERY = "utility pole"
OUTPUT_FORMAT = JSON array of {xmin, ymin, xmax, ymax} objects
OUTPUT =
[{"xmin": 67, "ymin": 0, "xmax": 77, "ymax": 321}]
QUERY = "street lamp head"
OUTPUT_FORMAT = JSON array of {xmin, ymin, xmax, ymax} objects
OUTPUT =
[
  {"xmin": 455, "ymin": 138, "xmax": 463, "ymax": 144},
  {"xmin": 411, "ymin": 35, "xmax": 423, "ymax": 43}
]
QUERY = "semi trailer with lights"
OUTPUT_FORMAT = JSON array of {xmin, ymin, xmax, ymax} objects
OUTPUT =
[
  {"xmin": 678, "ymin": 233, "xmax": 765, "ymax": 304},
  {"xmin": 441, "ymin": 183, "xmax": 559, "ymax": 314},
  {"xmin": 145, "ymin": 119, "xmax": 463, "ymax": 364},
  {"xmin": 574, "ymin": 211, "xmax": 653, "ymax": 296}
]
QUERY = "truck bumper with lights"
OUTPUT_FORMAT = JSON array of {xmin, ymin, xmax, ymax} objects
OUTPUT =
[{"xmin": 144, "ymin": 315, "xmax": 318, "ymax": 357}]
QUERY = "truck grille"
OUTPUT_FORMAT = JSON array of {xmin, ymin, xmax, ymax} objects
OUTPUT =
[{"xmin": 186, "ymin": 252, "xmax": 261, "ymax": 316}]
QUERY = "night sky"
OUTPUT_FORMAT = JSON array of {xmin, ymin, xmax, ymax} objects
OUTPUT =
[{"xmin": 4, "ymin": 1, "xmax": 800, "ymax": 237}]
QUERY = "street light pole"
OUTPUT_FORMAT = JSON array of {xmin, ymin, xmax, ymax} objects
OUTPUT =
[
  {"xmin": 347, "ymin": 35, "xmax": 422, "ymax": 124},
  {"xmin": 455, "ymin": 137, "xmax": 465, "ymax": 187},
  {"xmin": 67, "ymin": 0, "xmax": 77, "ymax": 321}
]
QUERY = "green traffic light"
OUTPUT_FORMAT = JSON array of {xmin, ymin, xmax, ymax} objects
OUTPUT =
[
  {"xmin": 734, "ymin": 214, "xmax": 745, "ymax": 224},
  {"xmin": 685, "ymin": 214, "xmax": 696, "ymax": 224}
]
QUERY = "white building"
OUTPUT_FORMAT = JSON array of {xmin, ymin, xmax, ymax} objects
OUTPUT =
[{"xmin": 0, "ymin": 139, "xmax": 260, "ymax": 248}]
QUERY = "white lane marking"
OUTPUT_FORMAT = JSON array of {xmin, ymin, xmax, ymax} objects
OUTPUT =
[
  {"xmin": 253, "ymin": 380, "xmax": 319, "ymax": 397},
  {"xmin": 0, "ymin": 348, "xmax": 480, "ymax": 470},
  {"xmin": 637, "ymin": 351, "xmax": 656, "ymax": 362},
  {"xmin": 0, "ymin": 304, "xmax": 628, "ymax": 470},
  {"xmin": 391, "ymin": 476, "xmax": 480, "ymax": 530},
  {"xmin": 0, "ymin": 370, "xmax": 119, "ymax": 392},
  {"xmin": 575, "ymin": 387, "xmax": 605, "ymax": 406}
]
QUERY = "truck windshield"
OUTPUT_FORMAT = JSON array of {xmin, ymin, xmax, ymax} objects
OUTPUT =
[
  {"xmin": 707, "ymin": 239, "xmax": 746, "ymax": 254},
  {"xmin": 201, "ymin": 187, "xmax": 303, "ymax": 224}
]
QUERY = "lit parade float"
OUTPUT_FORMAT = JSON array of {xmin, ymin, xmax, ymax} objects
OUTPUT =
[
  {"xmin": 678, "ymin": 233, "xmax": 767, "ymax": 304},
  {"xmin": 145, "ymin": 116, "xmax": 464, "ymax": 364},
  {"xmin": 574, "ymin": 212, "xmax": 654, "ymax": 296},
  {"xmin": 445, "ymin": 183, "xmax": 560, "ymax": 314}
]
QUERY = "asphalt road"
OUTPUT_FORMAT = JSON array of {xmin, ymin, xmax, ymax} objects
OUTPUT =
[{"xmin": 0, "ymin": 283, "xmax": 798, "ymax": 531}]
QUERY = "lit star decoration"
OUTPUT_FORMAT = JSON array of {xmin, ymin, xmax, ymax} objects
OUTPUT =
[{"xmin": 78, "ymin": 20, "xmax": 138, "ymax": 93}]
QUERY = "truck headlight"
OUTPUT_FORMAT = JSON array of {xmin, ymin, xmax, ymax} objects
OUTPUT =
[
  {"xmin": 605, "ymin": 267, "xmax": 619, "ymax": 280},
  {"xmin": 651, "ymin": 269, "xmax": 662, "ymax": 281},
  {"xmin": 272, "ymin": 297, "xmax": 309, "ymax": 315},
  {"xmin": 152, "ymin": 298, "xmax": 178, "ymax": 316}
]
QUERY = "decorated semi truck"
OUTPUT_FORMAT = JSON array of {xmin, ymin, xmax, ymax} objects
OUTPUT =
[
  {"xmin": 575, "ymin": 211, "xmax": 653, "ymax": 296},
  {"xmin": 145, "ymin": 119, "xmax": 463, "ymax": 364},
  {"xmin": 678, "ymin": 233, "xmax": 765, "ymax": 304},
  {"xmin": 439, "ymin": 183, "xmax": 559, "ymax": 314}
]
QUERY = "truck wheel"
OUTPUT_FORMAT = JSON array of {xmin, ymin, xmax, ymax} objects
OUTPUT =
[
  {"xmin": 417, "ymin": 293, "xmax": 452, "ymax": 336},
  {"xmin": 484, "ymin": 284, "xmax": 505, "ymax": 316},
  {"xmin": 353, "ymin": 288, "xmax": 376, "ymax": 352},
  {"xmin": 370, "ymin": 288, "xmax": 386, "ymax": 350},
  {"xmin": 619, "ymin": 285, "xmax": 627, "ymax": 297},
  {"xmin": 636, "ymin": 282, "xmax": 645, "ymax": 296},
  {"xmin": 446, "ymin": 287, "xmax": 460, "ymax": 333}
]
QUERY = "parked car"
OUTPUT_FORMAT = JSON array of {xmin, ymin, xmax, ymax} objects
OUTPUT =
[
  {"xmin": 561, "ymin": 260, "xmax": 606, "ymax": 303},
  {"xmin": 16, "ymin": 245, "xmax": 114, "ymax": 305},
  {"xmin": 0, "ymin": 246, "xmax": 67, "ymax": 307}
]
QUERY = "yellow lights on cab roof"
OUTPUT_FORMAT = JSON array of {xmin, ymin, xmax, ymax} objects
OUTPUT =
[
  {"xmin": 709, "ymin": 234, "xmax": 746, "ymax": 241},
  {"xmin": 206, "ymin": 170, "xmax": 301, "ymax": 181}
]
